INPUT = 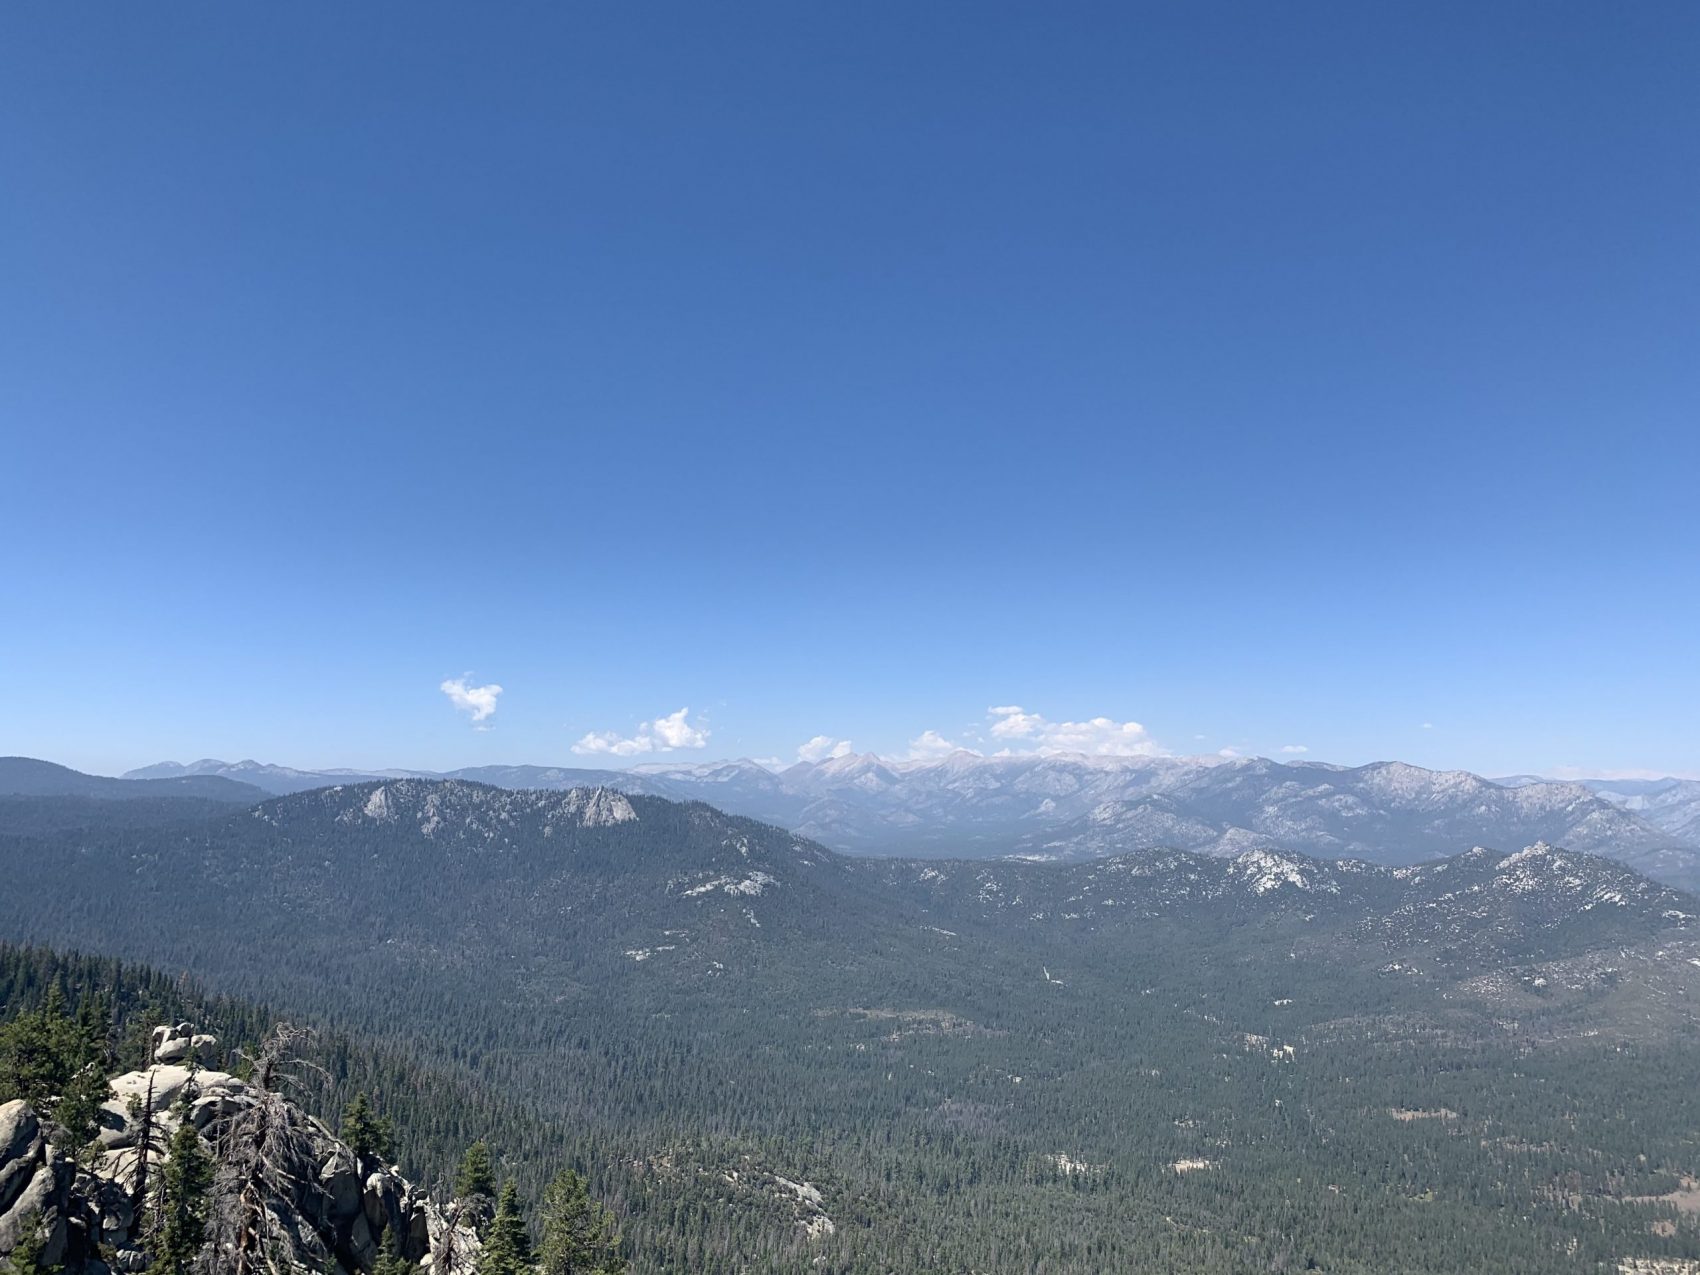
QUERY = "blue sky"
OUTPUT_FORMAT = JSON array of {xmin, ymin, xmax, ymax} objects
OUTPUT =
[{"xmin": 3, "ymin": 3, "xmax": 1697, "ymax": 778}]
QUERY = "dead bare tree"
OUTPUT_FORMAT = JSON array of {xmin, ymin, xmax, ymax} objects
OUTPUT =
[
  {"xmin": 201, "ymin": 1024, "xmax": 327, "ymax": 1275},
  {"xmin": 428, "ymin": 1189, "xmax": 480, "ymax": 1275},
  {"xmin": 124, "ymin": 1068, "xmax": 161, "ymax": 1226}
]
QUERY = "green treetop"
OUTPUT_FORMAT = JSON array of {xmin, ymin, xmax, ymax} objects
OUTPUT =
[
  {"xmin": 155, "ymin": 1108, "xmax": 214, "ymax": 1275},
  {"xmin": 454, "ymin": 1141, "xmax": 496, "ymax": 1202},
  {"xmin": 341, "ymin": 1092, "xmax": 393, "ymax": 1164},
  {"xmin": 538, "ymin": 1170, "xmax": 624, "ymax": 1275},
  {"xmin": 474, "ymin": 1182, "xmax": 532, "ymax": 1275}
]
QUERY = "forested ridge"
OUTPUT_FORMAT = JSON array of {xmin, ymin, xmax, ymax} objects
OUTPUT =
[{"xmin": 3, "ymin": 780, "xmax": 1699, "ymax": 1272}]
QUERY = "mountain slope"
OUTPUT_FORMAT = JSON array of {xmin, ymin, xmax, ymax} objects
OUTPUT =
[
  {"xmin": 1015, "ymin": 758, "xmax": 1697, "ymax": 884},
  {"xmin": 1500, "ymin": 775, "xmax": 1700, "ymax": 845},
  {"xmin": 122, "ymin": 757, "xmax": 685, "ymax": 799},
  {"xmin": 0, "ymin": 757, "xmax": 266, "ymax": 803}
]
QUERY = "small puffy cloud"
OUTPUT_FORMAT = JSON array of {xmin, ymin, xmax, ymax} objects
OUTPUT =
[
  {"xmin": 441, "ymin": 677, "xmax": 502, "ymax": 727},
  {"xmin": 648, "ymin": 706, "xmax": 708, "ymax": 749},
  {"xmin": 907, "ymin": 729, "xmax": 962, "ymax": 760},
  {"xmin": 572, "ymin": 707, "xmax": 709, "ymax": 758},
  {"xmin": 797, "ymin": 735, "xmax": 854, "ymax": 763},
  {"xmin": 1421, "ymin": 722, "xmax": 1435, "ymax": 730},
  {"xmin": 571, "ymin": 730, "xmax": 650, "ymax": 758},
  {"xmin": 987, "ymin": 706, "xmax": 1043, "ymax": 740},
  {"xmin": 985, "ymin": 706, "xmax": 1163, "ymax": 757},
  {"xmin": 1218, "ymin": 747, "xmax": 1241, "ymax": 758},
  {"xmin": 1280, "ymin": 744, "xmax": 1309, "ymax": 754}
]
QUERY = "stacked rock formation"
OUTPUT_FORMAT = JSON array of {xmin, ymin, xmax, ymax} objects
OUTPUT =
[{"xmin": 0, "ymin": 1026, "xmax": 482, "ymax": 1275}]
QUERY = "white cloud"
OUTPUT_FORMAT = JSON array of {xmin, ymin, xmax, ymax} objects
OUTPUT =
[
  {"xmin": 648, "ymin": 706, "xmax": 708, "ymax": 749},
  {"xmin": 987, "ymin": 706, "xmax": 1044, "ymax": 740},
  {"xmin": 1218, "ymin": 747, "xmax": 1241, "ymax": 758},
  {"xmin": 572, "ymin": 706, "xmax": 709, "ymax": 758},
  {"xmin": 1280, "ymin": 744, "xmax": 1309, "ymax": 754},
  {"xmin": 907, "ymin": 729, "xmax": 962, "ymax": 760},
  {"xmin": 797, "ymin": 735, "xmax": 854, "ymax": 763},
  {"xmin": 985, "ymin": 706, "xmax": 1163, "ymax": 757},
  {"xmin": 441, "ymin": 677, "xmax": 502, "ymax": 727},
  {"xmin": 571, "ymin": 731, "xmax": 649, "ymax": 758},
  {"xmin": 1421, "ymin": 722, "xmax": 1435, "ymax": 730}
]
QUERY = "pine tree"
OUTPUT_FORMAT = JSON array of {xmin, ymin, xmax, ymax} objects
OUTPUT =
[
  {"xmin": 0, "ymin": 983, "xmax": 109, "ymax": 1151},
  {"xmin": 474, "ymin": 1183, "xmax": 532, "ymax": 1275},
  {"xmin": 454, "ymin": 1142, "xmax": 496, "ymax": 1202},
  {"xmin": 156, "ymin": 1113, "xmax": 214, "ymax": 1275},
  {"xmin": 372, "ymin": 1225, "xmax": 416, "ymax": 1275},
  {"xmin": 1, "ymin": 1213, "xmax": 48, "ymax": 1275},
  {"xmin": 537, "ymin": 1170, "xmax": 624, "ymax": 1275},
  {"xmin": 341, "ymin": 1092, "xmax": 392, "ymax": 1164}
]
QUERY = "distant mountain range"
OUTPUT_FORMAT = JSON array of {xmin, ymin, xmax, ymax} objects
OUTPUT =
[
  {"xmin": 117, "ymin": 752, "xmax": 1700, "ymax": 890},
  {"xmin": 1494, "ymin": 772, "xmax": 1700, "ymax": 844}
]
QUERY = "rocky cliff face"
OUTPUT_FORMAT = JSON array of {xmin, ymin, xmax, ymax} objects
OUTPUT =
[
  {"xmin": 0, "ymin": 1099, "xmax": 71, "ymax": 1263},
  {"xmin": 0, "ymin": 1025, "xmax": 481, "ymax": 1275}
]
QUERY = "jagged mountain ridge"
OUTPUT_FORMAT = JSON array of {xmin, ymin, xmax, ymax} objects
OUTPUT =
[
  {"xmin": 2, "ymin": 778, "xmax": 1694, "ymax": 1013},
  {"xmin": 878, "ymin": 839, "xmax": 1697, "ymax": 966},
  {"xmin": 1011, "ymin": 758, "xmax": 1695, "ymax": 879},
  {"xmin": 118, "ymin": 753, "xmax": 1700, "ymax": 888},
  {"xmin": 1497, "ymin": 773, "xmax": 1700, "ymax": 844}
]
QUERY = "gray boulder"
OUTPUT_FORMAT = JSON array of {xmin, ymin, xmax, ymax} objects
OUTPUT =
[
  {"xmin": 0, "ymin": 1101, "xmax": 44, "ymax": 1218},
  {"xmin": 0, "ymin": 1102, "xmax": 38, "ymax": 1173},
  {"xmin": 0, "ymin": 1136, "xmax": 72, "ymax": 1267},
  {"xmin": 361, "ymin": 1170, "xmax": 406, "ymax": 1246},
  {"xmin": 348, "ymin": 1212, "xmax": 379, "ymax": 1269},
  {"xmin": 0, "ymin": 1101, "xmax": 67, "ymax": 1263},
  {"xmin": 149, "ymin": 1024, "xmax": 219, "ymax": 1068},
  {"xmin": 318, "ymin": 1154, "xmax": 364, "ymax": 1230}
]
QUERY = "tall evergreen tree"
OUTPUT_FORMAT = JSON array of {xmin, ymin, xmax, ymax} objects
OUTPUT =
[
  {"xmin": 156, "ymin": 1111, "xmax": 214, "ymax": 1275},
  {"xmin": 537, "ymin": 1170, "xmax": 624, "ymax": 1275},
  {"xmin": 371, "ymin": 1225, "xmax": 416, "ymax": 1275},
  {"xmin": 474, "ymin": 1183, "xmax": 532, "ymax": 1275},
  {"xmin": 340, "ymin": 1092, "xmax": 392, "ymax": 1164},
  {"xmin": 454, "ymin": 1142, "xmax": 496, "ymax": 1202},
  {"xmin": 0, "ymin": 983, "xmax": 109, "ymax": 1150}
]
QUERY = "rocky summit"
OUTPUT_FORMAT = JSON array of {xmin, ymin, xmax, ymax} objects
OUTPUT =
[{"xmin": 0, "ymin": 1025, "xmax": 483, "ymax": 1275}]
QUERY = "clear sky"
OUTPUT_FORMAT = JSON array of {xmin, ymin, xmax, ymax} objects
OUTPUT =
[{"xmin": 3, "ymin": 3, "xmax": 1697, "ymax": 779}]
